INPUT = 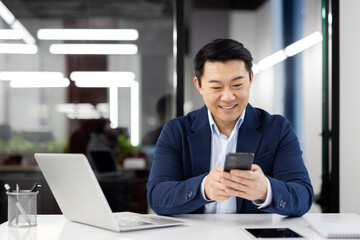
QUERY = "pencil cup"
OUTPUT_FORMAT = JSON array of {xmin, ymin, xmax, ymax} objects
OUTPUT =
[{"xmin": 7, "ymin": 190, "xmax": 38, "ymax": 227}]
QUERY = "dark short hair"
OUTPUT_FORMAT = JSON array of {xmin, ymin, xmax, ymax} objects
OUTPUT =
[{"xmin": 194, "ymin": 39, "xmax": 253, "ymax": 86}]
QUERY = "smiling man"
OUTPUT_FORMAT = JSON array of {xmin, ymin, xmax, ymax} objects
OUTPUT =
[{"xmin": 146, "ymin": 39, "xmax": 314, "ymax": 216}]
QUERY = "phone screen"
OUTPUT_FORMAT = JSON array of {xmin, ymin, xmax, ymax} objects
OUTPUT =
[{"xmin": 246, "ymin": 228, "xmax": 303, "ymax": 238}]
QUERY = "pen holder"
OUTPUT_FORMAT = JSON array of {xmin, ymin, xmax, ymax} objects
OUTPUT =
[{"xmin": 7, "ymin": 190, "xmax": 38, "ymax": 227}]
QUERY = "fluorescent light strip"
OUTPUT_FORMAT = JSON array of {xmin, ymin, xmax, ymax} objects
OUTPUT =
[
  {"xmin": 38, "ymin": 29, "xmax": 139, "ymax": 41},
  {"xmin": 67, "ymin": 112, "xmax": 101, "ymax": 119},
  {"xmin": 74, "ymin": 79, "xmax": 135, "ymax": 88},
  {"xmin": 0, "ymin": 44, "xmax": 38, "ymax": 54},
  {"xmin": 0, "ymin": 1, "xmax": 15, "ymax": 25},
  {"xmin": 254, "ymin": 31, "xmax": 322, "ymax": 74},
  {"xmin": 10, "ymin": 78, "xmax": 70, "ymax": 88},
  {"xmin": 0, "ymin": 29, "xmax": 22, "ymax": 39},
  {"xmin": 0, "ymin": 71, "xmax": 64, "ymax": 81},
  {"xmin": 56, "ymin": 103, "xmax": 94, "ymax": 113},
  {"xmin": 252, "ymin": 64, "xmax": 260, "ymax": 75},
  {"xmin": 130, "ymin": 81, "xmax": 139, "ymax": 146},
  {"xmin": 109, "ymin": 87, "xmax": 118, "ymax": 129},
  {"xmin": 96, "ymin": 103, "xmax": 109, "ymax": 118},
  {"xmin": 56, "ymin": 103, "xmax": 108, "ymax": 120},
  {"xmin": 49, "ymin": 44, "xmax": 138, "ymax": 55},
  {"xmin": 56, "ymin": 103, "xmax": 77, "ymax": 113},
  {"xmin": 11, "ymin": 20, "xmax": 36, "ymax": 44},
  {"xmin": 285, "ymin": 31, "xmax": 323, "ymax": 57},
  {"xmin": 258, "ymin": 50, "xmax": 287, "ymax": 71},
  {"xmin": 70, "ymin": 71, "xmax": 135, "ymax": 82}
]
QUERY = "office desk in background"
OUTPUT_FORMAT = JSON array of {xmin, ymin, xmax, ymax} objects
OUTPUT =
[{"xmin": 1, "ymin": 213, "xmax": 360, "ymax": 240}]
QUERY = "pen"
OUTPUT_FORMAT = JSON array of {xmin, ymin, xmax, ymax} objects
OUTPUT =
[
  {"xmin": 4, "ymin": 183, "xmax": 12, "ymax": 192},
  {"xmin": 30, "ymin": 182, "xmax": 38, "ymax": 192},
  {"xmin": 31, "ymin": 184, "xmax": 41, "ymax": 192}
]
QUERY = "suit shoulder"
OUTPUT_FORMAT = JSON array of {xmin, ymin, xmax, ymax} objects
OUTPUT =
[
  {"xmin": 164, "ymin": 108, "xmax": 200, "ymax": 131},
  {"xmin": 253, "ymin": 107, "xmax": 291, "ymax": 129}
]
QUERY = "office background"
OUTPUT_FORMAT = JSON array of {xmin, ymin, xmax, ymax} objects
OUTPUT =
[{"xmin": 0, "ymin": 0, "xmax": 358, "ymax": 221}]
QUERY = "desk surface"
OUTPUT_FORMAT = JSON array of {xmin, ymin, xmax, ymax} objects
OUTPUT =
[{"xmin": 1, "ymin": 213, "xmax": 359, "ymax": 240}]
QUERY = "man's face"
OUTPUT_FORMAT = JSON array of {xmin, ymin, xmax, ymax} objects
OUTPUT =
[{"xmin": 194, "ymin": 60, "xmax": 253, "ymax": 130}]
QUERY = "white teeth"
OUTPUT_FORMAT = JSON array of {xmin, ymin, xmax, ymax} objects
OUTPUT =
[{"xmin": 221, "ymin": 105, "xmax": 235, "ymax": 109}]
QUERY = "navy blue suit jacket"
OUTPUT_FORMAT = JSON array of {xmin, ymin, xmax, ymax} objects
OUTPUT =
[{"xmin": 146, "ymin": 104, "xmax": 314, "ymax": 216}]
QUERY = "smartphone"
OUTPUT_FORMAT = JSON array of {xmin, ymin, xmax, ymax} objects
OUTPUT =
[
  {"xmin": 224, "ymin": 152, "xmax": 254, "ymax": 172},
  {"xmin": 245, "ymin": 228, "xmax": 303, "ymax": 238}
]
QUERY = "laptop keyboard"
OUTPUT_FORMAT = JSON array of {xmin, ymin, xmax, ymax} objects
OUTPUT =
[{"xmin": 114, "ymin": 216, "xmax": 153, "ymax": 227}]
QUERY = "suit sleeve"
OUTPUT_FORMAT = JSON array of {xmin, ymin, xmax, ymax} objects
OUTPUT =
[
  {"xmin": 259, "ymin": 119, "xmax": 314, "ymax": 216},
  {"xmin": 146, "ymin": 123, "xmax": 208, "ymax": 215}
]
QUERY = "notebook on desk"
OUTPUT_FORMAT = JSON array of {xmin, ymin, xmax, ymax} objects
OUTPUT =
[
  {"xmin": 34, "ymin": 153, "xmax": 185, "ymax": 232},
  {"xmin": 310, "ymin": 222, "xmax": 360, "ymax": 238}
]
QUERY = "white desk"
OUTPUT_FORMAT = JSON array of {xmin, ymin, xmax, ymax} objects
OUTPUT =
[{"xmin": 0, "ymin": 213, "xmax": 359, "ymax": 240}]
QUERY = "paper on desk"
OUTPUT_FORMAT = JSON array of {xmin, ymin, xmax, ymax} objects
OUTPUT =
[{"xmin": 310, "ymin": 222, "xmax": 360, "ymax": 238}]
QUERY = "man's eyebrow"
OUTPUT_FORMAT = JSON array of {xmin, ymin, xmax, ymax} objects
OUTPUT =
[
  {"xmin": 208, "ymin": 76, "xmax": 244, "ymax": 83},
  {"xmin": 208, "ymin": 80, "xmax": 221, "ymax": 83},
  {"xmin": 231, "ymin": 76, "xmax": 244, "ymax": 81}
]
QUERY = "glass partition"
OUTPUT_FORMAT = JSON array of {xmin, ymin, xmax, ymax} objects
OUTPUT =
[{"xmin": 0, "ymin": 0, "xmax": 175, "ymax": 167}]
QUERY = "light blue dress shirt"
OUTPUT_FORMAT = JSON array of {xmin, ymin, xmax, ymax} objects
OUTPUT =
[{"xmin": 201, "ymin": 109, "xmax": 273, "ymax": 213}]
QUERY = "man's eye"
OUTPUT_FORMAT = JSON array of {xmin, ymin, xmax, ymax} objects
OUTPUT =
[
  {"xmin": 211, "ymin": 87, "xmax": 221, "ymax": 90},
  {"xmin": 233, "ymin": 84, "xmax": 242, "ymax": 87}
]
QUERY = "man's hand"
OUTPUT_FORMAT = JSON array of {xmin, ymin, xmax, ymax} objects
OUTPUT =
[
  {"xmin": 220, "ymin": 164, "xmax": 268, "ymax": 202},
  {"xmin": 204, "ymin": 167, "xmax": 231, "ymax": 201}
]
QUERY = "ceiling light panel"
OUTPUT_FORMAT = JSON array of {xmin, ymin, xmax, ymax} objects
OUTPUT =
[
  {"xmin": 10, "ymin": 78, "xmax": 70, "ymax": 88},
  {"xmin": 70, "ymin": 71, "xmax": 135, "ymax": 81},
  {"xmin": 0, "ymin": 43, "xmax": 38, "ymax": 54},
  {"xmin": 0, "ymin": 29, "xmax": 22, "ymax": 39},
  {"xmin": 49, "ymin": 44, "xmax": 138, "ymax": 55},
  {"xmin": 38, "ymin": 29, "xmax": 139, "ymax": 41},
  {"xmin": 0, "ymin": 71, "xmax": 64, "ymax": 81}
]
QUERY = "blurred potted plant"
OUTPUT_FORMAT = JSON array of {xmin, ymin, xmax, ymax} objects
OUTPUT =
[
  {"xmin": 117, "ymin": 134, "xmax": 146, "ymax": 168},
  {"xmin": 0, "ymin": 135, "xmax": 67, "ymax": 165}
]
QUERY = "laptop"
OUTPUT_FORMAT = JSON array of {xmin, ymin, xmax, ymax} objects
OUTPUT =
[{"xmin": 34, "ymin": 153, "xmax": 185, "ymax": 232}]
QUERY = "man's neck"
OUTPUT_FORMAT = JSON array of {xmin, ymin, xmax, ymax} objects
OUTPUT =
[{"xmin": 215, "ymin": 120, "xmax": 237, "ymax": 138}]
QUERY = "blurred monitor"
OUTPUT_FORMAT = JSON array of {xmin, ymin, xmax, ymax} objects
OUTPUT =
[{"xmin": 89, "ymin": 150, "xmax": 118, "ymax": 175}]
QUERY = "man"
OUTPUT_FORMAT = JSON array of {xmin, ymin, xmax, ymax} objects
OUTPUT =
[{"xmin": 146, "ymin": 39, "xmax": 313, "ymax": 216}]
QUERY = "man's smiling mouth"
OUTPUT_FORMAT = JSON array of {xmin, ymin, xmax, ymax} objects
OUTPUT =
[{"xmin": 219, "ymin": 104, "xmax": 237, "ymax": 109}]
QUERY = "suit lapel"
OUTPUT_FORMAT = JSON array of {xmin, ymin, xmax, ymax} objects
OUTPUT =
[
  {"xmin": 188, "ymin": 106, "xmax": 212, "ymax": 177},
  {"xmin": 236, "ymin": 104, "xmax": 262, "ymax": 154},
  {"xmin": 236, "ymin": 104, "xmax": 263, "ymax": 212}
]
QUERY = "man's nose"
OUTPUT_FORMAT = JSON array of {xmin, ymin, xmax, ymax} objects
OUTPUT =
[{"xmin": 221, "ymin": 88, "xmax": 235, "ymax": 101}]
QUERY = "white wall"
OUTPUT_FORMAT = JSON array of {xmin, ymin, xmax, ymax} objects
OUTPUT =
[
  {"xmin": 302, "ymin": 0, "xmax": 323, "ymax": 209},
  {"xmin": 340, "ymin": 0, "xmax": 360, "ymax": 213},
  {"xmin": 229, "ymin": 0, "xmax": 277, "ymax": 114}
]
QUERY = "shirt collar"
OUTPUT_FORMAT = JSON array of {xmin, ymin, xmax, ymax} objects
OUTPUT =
[{"xmin": 207, "ymin": 108, "xmax": 246, "ymax": 135}]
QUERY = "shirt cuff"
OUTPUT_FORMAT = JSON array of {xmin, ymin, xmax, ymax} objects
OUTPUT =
[
  {"xmin": 253, "ymin": 177, "xmax": 272, "ymax": 209},
  {"xmin": 201, "ymin": 175, "xmax": 213, "ymax": 202}
]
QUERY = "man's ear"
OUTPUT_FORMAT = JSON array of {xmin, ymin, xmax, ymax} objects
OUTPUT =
[
  {"xmin": 250, "ymin": 71, "xmax": 254, "ymax": 85},
  {"xmin": 194, "ymin": 77, "xmax": 203, "ymax": 95}
]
